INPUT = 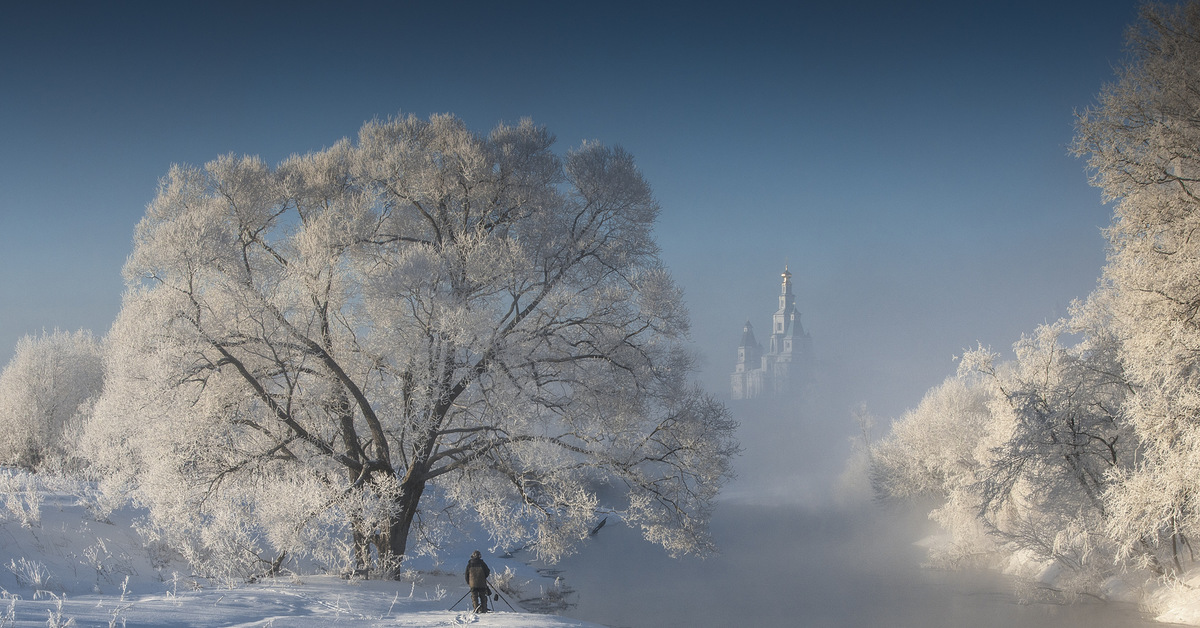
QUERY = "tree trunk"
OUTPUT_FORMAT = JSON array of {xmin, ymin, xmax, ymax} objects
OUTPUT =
[{"xmin": 376, "ymin": 471, "xmax": 426, "ymax": 577}]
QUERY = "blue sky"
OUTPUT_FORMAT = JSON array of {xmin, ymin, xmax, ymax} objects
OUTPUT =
[{"xmin": 0, "ymin": 1, "xmax": 1139, "ymax": 428}]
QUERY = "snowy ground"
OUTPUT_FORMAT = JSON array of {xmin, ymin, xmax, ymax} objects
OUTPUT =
[
  {"xmin": 0, "ymin": 470, "xmax": 1191, "ymax": 627},
  {"xmin": 3, "ymin": 579, "xmax": 601, "ymax": 627},
  {"xmin": 0, "ymin": 472, "xmax": 604, "ymax": 627}
]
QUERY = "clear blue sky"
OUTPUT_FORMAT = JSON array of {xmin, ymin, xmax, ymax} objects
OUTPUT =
[{"xmin": 0, "ymin": 1, "xmax": 1139, "ymax": 424}]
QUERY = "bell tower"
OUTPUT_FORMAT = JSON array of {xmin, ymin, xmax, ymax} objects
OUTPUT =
[
  {"xmin": 731, "ymin": 265, "xmax": 813, "ymax": 400},
  {"xmin": 771, "ymin": 266, "xmax": 797, "ymax": 354}
]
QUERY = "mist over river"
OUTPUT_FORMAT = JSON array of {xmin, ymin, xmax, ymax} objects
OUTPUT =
[{"xmin": 546, "ymin": 502, "xmax": 1161, "ymax": 628}]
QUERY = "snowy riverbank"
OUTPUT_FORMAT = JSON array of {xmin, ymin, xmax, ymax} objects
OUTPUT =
[{"xmin": 0, "ymin": 471, "xmax": 603, "ymax": 627}]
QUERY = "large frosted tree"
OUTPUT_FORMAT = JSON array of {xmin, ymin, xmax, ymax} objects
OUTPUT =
[
  {"xmin": 90, "ymin": 114, "xmax": 737, "ymax": 579},
  {"xmin": 1073, "ymin": 0, "xmax": 1200, "ymax": 572}
]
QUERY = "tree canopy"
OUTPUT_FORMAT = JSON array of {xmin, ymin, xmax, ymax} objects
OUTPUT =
[
  {"xmin": 88, "ymin": 114, "xmax": 737, "ymax": 580},
  {"xmin": 1074, "ymin": 0, "xmax": 1200, "ymax": 573}
]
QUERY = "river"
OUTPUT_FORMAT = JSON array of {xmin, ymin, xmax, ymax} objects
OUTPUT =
[{"xmin": 544, "ymin": 502, "xmax": 1164, "ymax": 628}]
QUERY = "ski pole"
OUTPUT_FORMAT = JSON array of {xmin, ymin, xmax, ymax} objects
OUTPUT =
[{"xmin": 448, "ymin": 590, "xmax": 470, "ymax": 611}]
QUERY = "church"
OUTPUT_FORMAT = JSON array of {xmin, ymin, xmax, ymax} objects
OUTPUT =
[{"xmin": 730, "ymin": 266, "xmax": 813, "ymax": 400}]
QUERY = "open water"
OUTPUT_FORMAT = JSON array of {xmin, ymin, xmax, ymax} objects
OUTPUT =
[{"xmin": 546, "ymin": 502, "xmax": 1164, "ymax": 628}]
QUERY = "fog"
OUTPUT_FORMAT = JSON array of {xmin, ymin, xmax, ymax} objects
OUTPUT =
[
  {"xmin": 539, "ymin": 397, "xmax": 1161, "ymax": 628},
  {"xmin": 529, "ymin": 320, "xmax": 1163, "ymax": 627}
]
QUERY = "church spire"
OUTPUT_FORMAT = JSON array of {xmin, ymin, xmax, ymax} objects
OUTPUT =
[{"xmin": 732, "ymin": 265, "xmax": 813, "ymax": 400}]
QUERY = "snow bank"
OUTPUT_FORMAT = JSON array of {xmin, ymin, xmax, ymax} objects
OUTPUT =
[{"xmin": 1143, "ymin": 570, "xmax": 1200, "ymax": 626}]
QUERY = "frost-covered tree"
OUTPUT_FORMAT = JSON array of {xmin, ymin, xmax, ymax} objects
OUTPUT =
[
  {"xmin": 88, "ymin": 114, "xmax": 737, "ymax": 579},
  {"xmin": 0, "ymin": 330, "xmax": 104, "ymax": 472},
  {"xmin": 869, "ymin": 376, "xmax": 993, "ymax": 503},
  {"xmin": 870, "ymin": 292, "xmax": 1136, "ymax": 577},
  {"xmin": 959, "ymin": 305, "xmax": 1134, "ymax": 576},
  {"xmin": 1073, "ymin": 0, "xmax": 1200, "ymax": 573}
]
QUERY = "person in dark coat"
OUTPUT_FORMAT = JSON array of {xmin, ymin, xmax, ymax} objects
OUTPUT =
[{"xmin": 465, "ymin": 550, "xmax": 491, "ymax": 613}]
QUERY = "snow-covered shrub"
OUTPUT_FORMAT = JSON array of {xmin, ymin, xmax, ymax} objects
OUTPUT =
[
  {"xmin": 80, "ymin": 539, "xmax": 134, "ymax": 587},
  {"xmin": 0, "ymin": 330, "xmax": 103, "ymax": 473},
  {"xmin": 44, "ymin": 595, "xmax": 74, "ymax": 627},
  {"xmin": 69, "ymin": 481, "xmax": 120, "ymax": 525},
  {"xmin": 491, "ymin": 565, "xmax": 527, "ymax": 597},
  {"xmin": 8, "ymin": 557, "xmax": 52, "ymax": 589}
]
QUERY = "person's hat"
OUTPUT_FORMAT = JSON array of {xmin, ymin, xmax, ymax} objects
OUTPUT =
[{"xmin": 471, "ymin": 550, "xmax": 481, "ymax": 558}]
